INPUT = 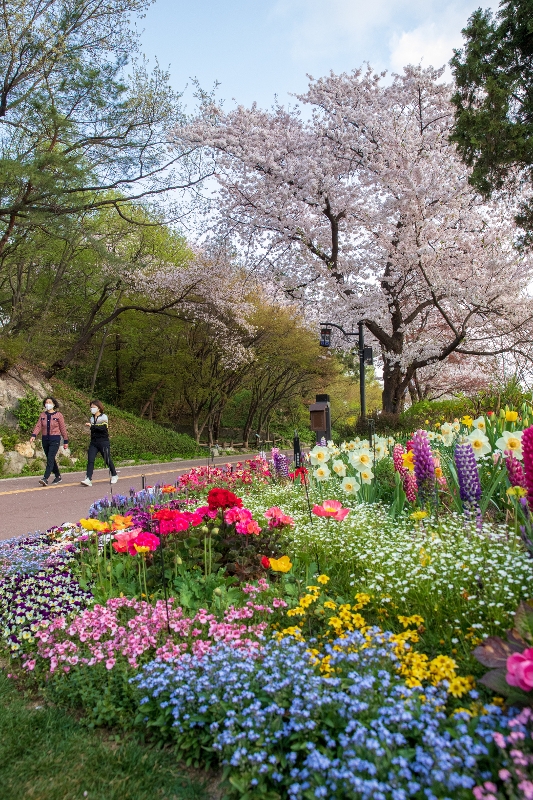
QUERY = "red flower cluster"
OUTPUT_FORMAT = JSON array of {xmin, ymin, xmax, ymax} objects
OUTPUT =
[
  {"xmin": 152, "ymin": 508, "xmax": 204, "ymax": 535},
  {"xmin": 207, "ymin": 488, "xmax": 243, "ymax": 510}
]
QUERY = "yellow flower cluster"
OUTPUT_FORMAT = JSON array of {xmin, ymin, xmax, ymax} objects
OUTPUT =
[
  {"xmin": 397, "ymin": 614, "xmax": 425, "ymax": 628},
  {"xmin": 328, "ymin": 605, "xmax": 367, "ymax": 635},
  {"xmin": 507, "ymin": 486, "xmax": 528, "ymax": 498},
  {"xmin": 281, "ymin": 579, "xmax": 476, "ymax": 699}
]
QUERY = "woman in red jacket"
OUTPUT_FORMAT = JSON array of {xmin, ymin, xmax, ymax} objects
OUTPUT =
[{"xmin": 30, "ymin": 397, "xmax": 69, "ymax": 486}]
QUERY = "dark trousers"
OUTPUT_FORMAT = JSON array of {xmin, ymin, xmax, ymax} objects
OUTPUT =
[
  {"xmin": 42, "ymin": 439, "xmax": 61, "ymax": 480},
  {"xmin": 86, "ymin": 440, "xmax": 116, "ymax": 479}
]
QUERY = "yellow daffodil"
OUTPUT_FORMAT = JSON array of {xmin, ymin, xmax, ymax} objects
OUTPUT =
[
  {"xmin": 461, "ymin": 415, "xmax": 474, "ymax": 428},
  {"xmin": 401, "ymin": 451, "xmax": 415, "ymax": 472}
]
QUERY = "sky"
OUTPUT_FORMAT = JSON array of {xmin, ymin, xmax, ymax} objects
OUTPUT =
[{"xmin": 138, "ymin": 0, "xmax": 497, "ymax": 111}]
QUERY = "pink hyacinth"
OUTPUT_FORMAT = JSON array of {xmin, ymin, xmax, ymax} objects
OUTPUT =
[
  {"xmin": 521, "ymin": 426, "xmax": 533, "ymax": 511},
  {"xmin": 403, "ymin": 472, "xmax": 418, "ymax": 502},
  {"xmin": 506, "ymin": 452, "xmax": 527, "ymax": 489},
  {"xmin": 393, "ymin": 443, "xmax": 407, "ymax": 477}
]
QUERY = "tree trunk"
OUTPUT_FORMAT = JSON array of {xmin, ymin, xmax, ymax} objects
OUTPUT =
[{"xmin": 382, "ymin": 360, "xmax": 407, "ymax": 414}]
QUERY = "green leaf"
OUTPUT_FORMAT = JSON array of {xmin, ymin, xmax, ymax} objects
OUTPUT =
[
  {"xmin": 514, "ymin": 600, "xmax": 533, "ymax": 644},
  {"xmin": 479, "ymin": 668, "xmax": 512, "ymax": 695}
]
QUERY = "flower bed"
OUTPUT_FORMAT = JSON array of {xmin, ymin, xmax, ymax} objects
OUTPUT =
[{"xmin": 2, "ymin": 415, "xmax": 533, "ymax": 797}]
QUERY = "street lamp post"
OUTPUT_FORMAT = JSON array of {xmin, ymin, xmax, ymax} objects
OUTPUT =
[{"xmin": 319, "ymin": 321, "xmax": 373, "ymax": 421}]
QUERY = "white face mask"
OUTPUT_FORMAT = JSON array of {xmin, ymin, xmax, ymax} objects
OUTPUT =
[
  {"xmin": 45, "ymin": 403, "xmax": 54, "ymax": 411},
  {"xmin": 90, "ymin": 406, "xmax": 98, "ymax": 415}
]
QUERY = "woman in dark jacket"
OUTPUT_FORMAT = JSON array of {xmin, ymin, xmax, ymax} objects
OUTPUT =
[
  {"xmin": 80, "ymin": 400, "xmax": 118, "ymax": 487},
  {"xmin": 30, "ymin": 397, "xmax": 69, "ymax": 486}
]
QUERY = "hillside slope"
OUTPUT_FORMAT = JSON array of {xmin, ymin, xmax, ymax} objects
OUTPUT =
[{"xmin": 48, "ymin": 378, "xmax": 202, "ymax": 462}]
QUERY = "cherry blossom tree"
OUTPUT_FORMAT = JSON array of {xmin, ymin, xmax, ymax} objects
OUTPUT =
[{"xmin": 177, "ymin": 66, "xmax": 533, "ymax": 413}]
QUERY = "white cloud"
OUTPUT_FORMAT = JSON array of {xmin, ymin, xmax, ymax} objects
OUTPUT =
[
  {"xmin": 272, "ymin": 0, "xmax": 497, "ymax": 73},
  {"xmin": 389, "ymin": 22, "xmax": 463, "ymax": 76}
]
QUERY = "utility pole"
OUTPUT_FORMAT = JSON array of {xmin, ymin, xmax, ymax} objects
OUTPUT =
[{"xmin": 358, "ymin": 321, "xmax": 366, "ymax": 421}]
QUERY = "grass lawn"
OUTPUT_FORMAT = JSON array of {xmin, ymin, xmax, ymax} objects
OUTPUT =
[{"xmin": 0, "ymin": 671, "xmax": 215, "ymax": 800}]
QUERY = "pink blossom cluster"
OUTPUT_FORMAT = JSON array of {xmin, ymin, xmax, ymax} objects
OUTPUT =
[
  {"xmin": 22, "ymin": 594, "xmax": 285, "ymax": 674},
  {"xmin": 223, "ymin": 506, "xmax": 260, "ymax": 535},
  {"xmin": 474, "ymin": 709, "xmax": 533, "ymax": 800},
  {"xmin": 264, "ymin": 506, "xmax": 294, "ymax": 529},
  {"xmin": 152, "ymin": 508, "xmax": 205, "ymax": 534},
  {"xmin": 177, "ymin": 457, "xmax": 270, "ymax": 491}
]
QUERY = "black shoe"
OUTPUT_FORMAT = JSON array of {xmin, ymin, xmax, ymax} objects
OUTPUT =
[
  {"xmin": 38, "ymin": 478, "xmax": 48, "ymax": 487},
  {"xmin": 52, "ymin": 476, "xmax": 62, "ymax": 484}
]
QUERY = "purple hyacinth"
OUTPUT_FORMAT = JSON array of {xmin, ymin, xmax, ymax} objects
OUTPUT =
[
  {"xmin": 412, "ymin": 429, "xmax": 436, "ymax": 507},
  {"xmin": 454, "ymin": 442, "xmax": 482, "ymax": 525},
  {"xmin": 273, "ymin": 452, "xmax": 289, "ymax": 479}
]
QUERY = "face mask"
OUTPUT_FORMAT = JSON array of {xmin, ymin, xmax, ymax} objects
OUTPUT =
[
  {"xmin": 45, "ymin": 403, "xmax": 53, "ymax": 411},
  {"xmin": 90, "ymin": 407, "xmax": 98, "ymax": 415}
]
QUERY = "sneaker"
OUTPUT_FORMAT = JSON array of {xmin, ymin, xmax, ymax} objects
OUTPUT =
[
  {"xmin": 38, "ymin": 478, "xmax": 48, "ymax": 487},
  {"xmin": 52, "ymin": 476, "xmax": 62, "ymax": 484},
  {"xmin": 110, "ymin": 475, "xmax": 118, "ymax": 484},
  {"xmin": 80, "ymin": 477, "xmax": 92, "ymax": 487}
]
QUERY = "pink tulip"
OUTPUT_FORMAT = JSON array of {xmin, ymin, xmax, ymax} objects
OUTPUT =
[{"xmin": 506, "ymin": 647, "xmax": 533, "ymax": 692}]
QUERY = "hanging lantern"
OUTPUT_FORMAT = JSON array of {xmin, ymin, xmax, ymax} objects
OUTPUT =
[{"xmin": 320, "ymin": 326, "xmax": 332, "ymax": 347}]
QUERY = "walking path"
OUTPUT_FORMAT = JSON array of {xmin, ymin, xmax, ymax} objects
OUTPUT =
[{"xmin": 0, "ymin": 455, "xmax": 252, "ymax": 540}]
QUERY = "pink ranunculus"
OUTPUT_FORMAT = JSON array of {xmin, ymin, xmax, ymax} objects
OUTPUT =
[
  {"xmin": 264, "ymin": 506, "xmax": 294, "ymax": 528},
  {"xmin": 236, "ymin": 519, "xmax": 261, "ymax": 535},
  {"xmin": 113, "ymin": 528, "xmax": 141, "ymax": 553},
  {"xmin": 224, "ymin": 506, "xmax": 252, "ymax": 525},
  {"xmin": 127, "ymin": 531, "xmax": 160, "ymax": 556},
  {"xmin": 195, "ymin": 505, "xmax": 218, "ymax": 519},
  {"xmin": 312, "ymin": 499, "xmax": 350, "ymax": 521},
  {"xmin": 506, "ymin": 648, "xmax": 533, "ymax": 692}
]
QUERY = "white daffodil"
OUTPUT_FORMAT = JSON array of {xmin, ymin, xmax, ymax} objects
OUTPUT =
[
  {"xmin": 374, "ymin": 441, "xmax": 388, "ymax": 461},
  {"xmin": 349, "ymin": 450, "xmax": 374, "ymax": 471},
  {"xmin": 314, "ymin": 464, "xmax": 331, "ymax": 481},
  {"xmin": 359, "ymin": 468, "xmax": 374, "ymax": 484},
  {"xmin": 440, "ymin": 422, "xmax": 455, "ymax": 446},
  {"xmin": 452, "ymin": 420, "xmax": 461, "ymax": 433},
  {"xmin": 495, "ymin": 430, "xmax": 523, "ymax": 460},
  {"xmin": 332, "ymin": 459, "xmax": 347, "ymax": 477},
  {"xmin": 467, "ymin": 430, "xmax": 492, "ymax": 460},
  {"xmin": 309, "ymin": 446, "xmax": 330, "ymax": 465},
  {"xmin": 388, "ymin": 436, "xmax": 395, "ymax": 446},
  {"xmin": 345, "ymin": 440, "xmax": 357, "ymax": 452},
  {"xmin": 472, "ymin": 416, "xmax": 487, "ymax": 433},
  {"xmin": 341, "ymin": 475, "xmax": 359, "ymax": 494}
]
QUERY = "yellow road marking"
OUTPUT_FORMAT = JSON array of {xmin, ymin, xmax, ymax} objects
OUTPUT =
[{"xmin": 0, "ymin": 465, "xmax": 199, "ymax": 497}]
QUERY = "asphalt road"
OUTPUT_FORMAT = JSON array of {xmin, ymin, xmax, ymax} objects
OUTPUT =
[{"xmin": 0, "ymin": 455, "xmax": 254, "ymax": 541}]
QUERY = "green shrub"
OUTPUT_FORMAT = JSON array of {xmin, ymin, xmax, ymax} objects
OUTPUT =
[
  {"xmin": 1, "ymin": 432, "xmax": 18, "ymax": 450},
  {"xmin": 12, "ymin": 392, "xmax": 42, "ymax": 434}
]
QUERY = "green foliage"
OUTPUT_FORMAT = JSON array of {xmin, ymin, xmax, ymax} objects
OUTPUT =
[
  {"xmin": 12, "ymin": 391, "xmax": 42, "ymax": 434},
  {"xmin": 0, "ymin": 671, "xmax": 209, "ymax": 800},
  {"xmin": 48, "ymin": 379, "xmax": 202, "ymax": 461},
  {"xmin": 451, "ymin": 0, "xmax": 533, "ymax": 237},
  {"xmin": 0, "ymin": 431, "xmax": 18, "ymax": 451}
]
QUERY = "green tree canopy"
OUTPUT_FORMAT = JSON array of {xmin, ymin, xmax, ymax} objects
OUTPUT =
[{"xmin": 450, "ymin": 0, "xmax": 533, "ymax": 236}]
